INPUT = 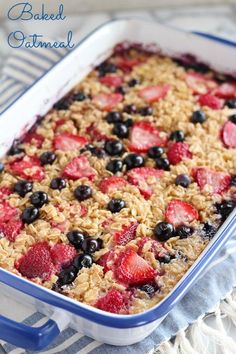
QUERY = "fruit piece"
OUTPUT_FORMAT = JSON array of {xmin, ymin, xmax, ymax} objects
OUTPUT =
[
  {"xmin": 123, "ymin": 154, "xmax": 144, "ymax": 170},
  {"xmin": 39, "ymin": 151, "xmax": 56, "ymax": 165},
  {"xmin": 0, "ymin": 201, "xmax": 19, "ymax": 222},
  {"xmin": 16, "ymin": 242, "xmax": 55, "ymax": 280},
  {"xmin": 21, "ymin": 206, "xmax": 39, "ymax": 224},
  {"xmin": 115, "ymin": 56, "xmax": 142, "ymax": 72},
  {"xmin": 55, "ymin": 118, "xmax": 66, "ymax": 128},
  {"xmin": 169, "ymin": 130, "xmax": 185, "ymax": 142},
  {"xmin": 167, "ymin": 142, "xmax": 192, "ymax": 165},
  {"xmin": 139, "ymin": 85, "xmax": 170, "ymax": 103},
  {"xmin": 57, "ymin": 266, "xmax": 78, "ymax": 285},
  {"xmin": 97, "ymin": 250, "xmax": 114, "ymax": 273},
  {"xmin": 93, "ymin": 93, "xmax": 123, "ymax": 111},
  {"xmin": 74, "ymin": 185, "xmax": 92, "ymax": 201},
  {"xmin": 51, "ymin": 243, "xmax": 77, "ymax": 270},
  {"xmin": 53, "ymin": 133, "xmax": 87, "ymax": 151},
  {"xmin": 0, "ymin": 219, "xmax": 23, "ymax": 242},
  {"xmin": 129, "ymin": 122, "xmax": 166, "ymax": 153},
  {"xmin": 104, "ymin": 140, "xmax": 124, "ymax": 156},
  {"xmin": 114, "ymin": 222, "xmax": 138, "ymax": 246},
  {"xmin": 165, "ymin": 199, "xmax": 199, "ymax": 226},
  {"xmin": 193, "ymin": 167, "xmax": 231, "ymax": 194},
  {"xmin": 139, "ymin": 284, "xmax": 157, "ymax": 298},
  {"xmin": 50, "ymin": 220, "xmax": 69, "ymax": 233},
  {"xmin": 198, "ymin": 94, "xmax": 223, "ymax": 110},
  {"xmin": 175, "ymin": 174, "xmax": 191, "ymax": 188},
  {"xmin": 9, "ymin": 156, "xmax": 45, "ymax": 181},
  {"xmin": 113, "ymin": 123, "xmax": 129, "ymax": 138},
  {"xmin": 175, "ymin": 225, "xmax": 194, "ymax": 239},
  {"xmin": 115, "ymin": 248, "xmax": 156, "ymax": 286},
  {"xmin": 62, "ymin": 156, "xmax": 96, "ymax": 181},
  {"xmin": 139, "ymin": 106, "xmax": 153, "ymax": 116},
  {"xmin": 106, "ymin": 159, "xmax": 123, "ymax": 173},
  {"xmin": 23, "ymin": 132, "xmax": 44, "ymax": 148},
  {"xmin": 156, "ymin": 158, "xmax": 170, "ymax": 171},
  {"xmin": 185, "ymin": 72, "xmax": 217, "ymax": 94},
  {"xmin": 86, "ymin": 123, "xmax": 108, "ymax": 142},
  {"xmin": 50, "ymin": 177, "xmax": 66, "ymax": 190},
  {"xmin": 99, "ymin": 75, "xmax": 123, "ymax": 87},
  {"xmin": 213, "ymin": 82, "xmax": 236, "ymax": 99},
  {"xmin": 191, "ymin": 110, "xmax": 206, "ymax": 124},
  {"xmin": 95, "ymin": 288, "xmax": 128, "ymax": 314},
  {"xmin": 82, "ymin": 238, "xmax": 101, "ymax": 254},
  {"xmin": 127, "ymin": 167, "xmax": 163, "ymax": 199},
  {"xmin": 99, "ymin": 176, "xmax": 128, "ymax": 194},
  {"xmin": 73, "ymin": 254, "xmax": 93, "ymax": 270},
  {"xmin": 154, "ymin": 222, "xmax": 174, "ymax": 242},
  {"xmin": 221, "ymin": 121, "xmax": 236, "ymax": 149},
  {"xmin": 107, "ymin": 199, "xmax": 126, "ymax": 213},
  {"xmin": 225, "ymin": 99, "xmax": 236, "ymax": 108},
  {"xmin": 0, "ymin": 187, "xmax": 12, "ymax": 199}
]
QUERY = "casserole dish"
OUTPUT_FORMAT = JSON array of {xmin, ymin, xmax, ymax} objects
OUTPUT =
[{"xmin": 0, "ymin": 18, "xmax": 236, "ymax": 351}]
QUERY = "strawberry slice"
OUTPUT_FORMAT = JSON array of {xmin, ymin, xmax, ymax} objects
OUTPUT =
[
  {"xmin": 23, "ymin": 132, "xmax": 44, "ymax": 148},
  {"xmin": 129, "ymin": 121, "xmax": 166, "ymax": 153},
  {"xmin": 127, "ymin": 167, "xmax": 164, "ymax": 199},
  {"xmin": 115, "ymin": 56, "xmax": 142, "ymax": 72},
  {"xmin": 193, "ymin": 167, "xmax": 231, "ymax": 194},
  {"xmin": 185, "ymin": 72, "xmax": 217, "ymax": 94},
  {"xmin": 95, "ymin": 288, "xmax": 129, "ymax": 314},
  {"xmin": 97, "ymin": 250, "xmax": 114, "ymax": 273},
  {"xmin": 0, "ymin": 187, "xmax": 12, "ymax": 199},
  {"xmin": 16, "ymin": 242, "xmax": 55, "ymax": 280},
  {"xmin": 86, "ymin": 123, "xmax": 108, "ymax": 142},
  {"xmin": 115, "ymin": 248, "xmax": 156, "ymax": 286},
  {"xmin": 9, "ymin": 156, "xmax": 45, "ymax": 181},
  {"xmin": 139, "ymin": 85, "xmax": 170, "ymax": 103},
  {"xmin": 0, "ymin": 201, "xmax": 18, "ymax": 222},
  {"xmin": 213, "ymin": 82, "xmax": 236, "ymax": 99},
  {"xmin": 53, "ymin": 133, "xmax": 87, "ymax": 151},
  {"xmin": 93, "ymin": 93, "xmax": 123, "ymax": 111},
  {"xmin": 50, "ymin": 219, "xmax": 70, "ymax": 233},
  {"xmin": 0, "ymin": 219, "xmax": 23, "ymax": 242},
  {"xmin": 221, "ymin": 121, "xmax": 236, "ymax": 149},
  {"xmin": 167, "ymin": 142, "xmax": 192, "ymax": 165},
  {"xmin": 99, "ymin": 75, "xmax": 123, "ymax": 87},
  {"xmin": 114, "ymin": 222, "xmax": 138, "ymax": 246},
  {"xmin": 198, "ymin": 94, "xmax": 223, "ymax": 110},
  {"xmin": 62, "ymin": 156, "xmax": 96, "ymax": 181},
  {"xmin": 50, "ymin": 243, "xmax": 77, "ymax": 270},
  {"xmin": 165, "ymin": 199, "xmax": 199, "ymax": 226},
  {"xmin": 99, "ymin": 176, "xmax": 128, "ymax": 194},
  {"xmin": 55, "ymin": 118, "xmax": 66, "ymax": 129}
]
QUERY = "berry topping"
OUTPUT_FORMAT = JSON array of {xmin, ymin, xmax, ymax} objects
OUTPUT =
[
  {"xmin": 129, "ymin": 121, "xmax": 166, "ymax": 153},
  {"xmin": 57, "ymin": 266, "xmax": 78, "ymax": 285},
  {"xmin": 74, "ymin": 185, "xmax": 92, "ymax": 201},
  {"xmin": 72, "ymin": 91, "xmax": 87, "ymax": 101},
  {"xmin": 97, "ymin": 251, "xmax": 114, "ymax": 273},
  {"xmin": 62, "ymin": 156, "xmax": 96, "ymax": 181},
  {"xmin": 50, "ymin": 243, "xmax": 77, "ymax": 269},
  {"xmin": 0, "ymin": 201, "xmax": 19, "ymax": 222},
  {"xmin": 30, "ymin": 191, "xmax": 48, "ymax": 208},
  {"xmin": 154, "ymin": 222, "xmax": 174, "ymax": 242},
  {"xmin": 198, "ymin": 94, "xmax": 223, "ymax": 110},
  {"xmin": 123, "ymin": 104, "xmax": 137, "ymax": 114},
  {"xmin": 73, "ymin": 253, "xmax": 93, "ymax": 270},
  {"xmin": 175, "ymin": 225, "xmax": 194, "ymax": 239},
  {"xmin": 169, "ymin": 130, "xmax": 185, "ymax": 142},
  {"xmin": 193, "ymin": 167, "xmax": 231, "ymax": 194},
  {"xmin": 139, "ymin": 284, "xmax": 157, "ymax": 298},
  {"xmin": 53, "ymin": 133, "xmax": 87, "ymax": 151},
  {"xmin": 14, "ymin": 180, "xmax": 33, "ymax": 197},
  {"xmin": 115, "ymin": 56, "xmax": 142, "ymax": 72},
  {"xmin": 50, "ymin": 177, "xmax": 66, "ymax": 190},
  {"xmin": 104, "ymin": 140, "xmax": 124, "ymax": 156},
  {"xmin": 155, "ymin": 157, "xmax": 170, "ymax": 171},
  {"xmin": 124, "ymin": 118, "xmax": 133, "ymax": 127},
  {"xmin": 229, "ymin": 114, "xmax": 236, "ymax": 124},
  {"xmin": 191, "ymin": 110, "xmax": 207, "ymax": 124},
  {"xmin": 115, "ymin": 248, "xmax": 156, "ymax": 286},
  {"xmin": 165, "ymin": 200, "xmax": 199, "ymax": 226},
  {"xmin": 221, "ymin": 121, "xmax": 236, "ymax": 149},
  {"xmin": 225, "ymin": 99, "xmax": 236, "ymax": 108},
  {"xmin": 99, "ymin": 75, "xmax": 123, "ymax": 87},
  {"xmin": 167, "ymin": 142, "xmax": 192, "ymax": 165},
  {"xmin": 213, "ymin": 82, "xmax": 236, "ymax": 99},
  {"xmin": 86, "ymin": 123, "xmax": 108, "ymax": 142},
  {"xmin": 138, "ymin": 106, "xmax": 153, "ymax": 116},
  {"xmin": 147, "ymin": 146, "xmax": 164, "ymax": 159},
  {"xmin": 95, "ymin": 288, "xmax": 128, "ymax": 314},
  {"xmin": 114, "ymin": 222, "xmax": 138, "ymax": 246},
  {"xmin": 128, "ymin": 78, "xmax": 140, "ymax": 87},
  {"xmin": 127, "ymin": 167, "xmax": 163, "ymax": 199},
  {"xmin": 201, "ymin": 222, "xmax": 217, "ymax": 239},
  {"xmin": 99, "ymin": 176, "xmax": 127, "ymax": 194},
  {"xmin": 112, "ymin": 123, "xmax": 129, "ymax": 138},
  {"xmin": 82, "ymin": 238, "xmax": 101, "ymax": 254},
  {"xmin": 123, "ymin": 153, "xmax": 144, "ymax": 170},
  {"xmin": 175, "ymin": 174, "xmax": 191, "ymax": 188},
  {"xmin": 8, "ymin": 141, "xmax": 24, "ymax": 156},
  {"xmin": 67, "ymin": 230, "xmax": 85, "ymax": 248},
  {"xmin": 106, "ymin": 159, "xmax": 123, "ymax": 173},
  {"xmin": 21, "ymin": 206, "xmax": 39, "ymax": 224},
  {"xmin": 97, "ymin": 62, "xmax": 117, "ymax": 76},
  {"xmin": 9, "ymin": 156, "xmax": 45, "ymax": 181},
  {"xmin": 0, "ymin": 219, "xmax": 23, "ymax": 242},
  {"xmin": 23, "ymin": 132, "xmax": 44, "ymax": 148},
  {"xmin": 39, "ymin": 151, "xmax": 56, "ymax": 165},
  {"xmin": 93, "ymin": 93, "xmax": 123, "ymax": 111},
  {"xmin": 215, "ymin": 200, "xmax": 235, "ymax": 220},
  {"xmin": 106, "ymin": 111, "xmax": 123, "ymax": 124},
  {"xmin": 139, "ymin": 85, "xmax": 170, "ymax": 103},
  {"xmin": 0, "ymin": 187, "xmax": 12, "ymax": 199},
  {"xmin": 185, "ymin": 72, "xmax": 216, "ymax": 94},
  {"xmin": 107, "ymin": 199, "xmax": 126, "ymax": 213}
]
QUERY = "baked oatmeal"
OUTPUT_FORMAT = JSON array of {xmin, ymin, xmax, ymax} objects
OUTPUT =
[{"xmin": 0, "ymin": 45, "xmax": 235, "ymax": 314}]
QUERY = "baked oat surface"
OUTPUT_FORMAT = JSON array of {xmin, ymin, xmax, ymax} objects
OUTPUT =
[{"xmin": 0, "ymin": 47, "xmax": 235, "ymax": 315}]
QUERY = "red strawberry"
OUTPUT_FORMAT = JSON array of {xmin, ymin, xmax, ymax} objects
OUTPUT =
[
  {"xmin": 129, "ymin": 122, "xmax": 166, "ymax": 153},
  {"xmin": 0, "ymin": 187, "xmax": 12, "ymax": 199},
  {"xmin": 137, "ymin": 237, "xmax": 167, "ymax": 258},
  {"xmin": 198, "ymin": 94, "xmax": 223, "ymax": 110},
  {"xmin": 9, "ymin": 156, "xmax": 45, "ymax": 181},
  {"xmin": 86, "ymin": 123, "xmax": 108, "ymax": 142},
  {"xmin": 167, "ymin": 142, "xmax": 192, "ymax": 165},
  {"xmin": 0, "ymin": 201, "xmax": 18, "ymax": 222},
  {"xmin": 97, "ymin": 250, "xmax": 114, "ymax": 273},
  {"xmin": 0, "ymin": 219, "xmax": 23, "ymax": 242},
  {"xmin": 23, "ymin": 132, "xmax": 44, "ymax": 148},
  {"xmin": 127, "ymin": 167, "xmax": 164, "ymax": 199},
  {"xmin": 99, "ymin": 75, "xmax": 123, "ymax": 87},
  {"xmin": 50, "ymin": 220, "xmax": 70, "ymax": 233},
  {"xmin": 115, "ymin": 248, "xmax": 156, "ymax": 286},
  {"xmin": 53, "ymin": 133, "xmax": 87, "ymax": 151},
  {"xmin": 193, "ymin": 167, "xmax": 231, "ymax": 194},
  {"xmin": 16, "ymin": 242, "xmax": 55, "ymax": 280},
  {"xmin": 165, "ymin": 199, "xmax": 199, "ymax": 226},
  {"xmin": 55, "ymin": 118, "xmax": 66, "ymax": 128},
  {"xmin": 114, "ymin": 222, "xmax": 138, "ymax": 246},
  {"xmin": 115, "ymin": 56, "xmax": 142, "ymax": 72},
  {"xmin": 139, "ymin": 85, "xmax": 170, "ymax": 103},
  {"xmin": 95, "ymin": 288, "xmax": 129, "ymax": 314},
  {"xmin": 99, "ymin": 176, "xmax": 127, "ymax": 194},
  {"xmin": 221, "ymin": 121, "xmax": 236, "ymax": 149},
  {"xmin": 213, "ymin": 82, "xmax": 236, "ymax": 99},
  {"xmin": 185, "ymin": 72, "xmax": 217, "ymax": 95},
  {"xmin": 50, "ymin": 243, "xmax": 77, "ymax": 270},
  {"xmin": 62, "ymin": 156, "xmax": 96, "ymax": 181},
  {"xmin": 93, "ymin": 93, "xmax": 123, "ymax": 111}
]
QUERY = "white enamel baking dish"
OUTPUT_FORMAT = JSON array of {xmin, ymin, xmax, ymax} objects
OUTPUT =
[{"xmin": 0, "ymin": 19, "xmax": 236, "ymax": 351}]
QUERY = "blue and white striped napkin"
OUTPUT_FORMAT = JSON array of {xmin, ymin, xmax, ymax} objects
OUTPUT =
[{"xmin": 0, "ymin": 45, "xmax": 236, "ymax": 354}]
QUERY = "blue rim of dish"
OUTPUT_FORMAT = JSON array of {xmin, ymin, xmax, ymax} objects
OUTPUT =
[{"xmin": 0, "ymin": 18, "xmax": 236, "ymax": 329}]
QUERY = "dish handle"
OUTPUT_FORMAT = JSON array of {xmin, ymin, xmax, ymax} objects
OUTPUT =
[{"xmin": 0, "ymin": 314, "xmax": 60, "ymax": 351}]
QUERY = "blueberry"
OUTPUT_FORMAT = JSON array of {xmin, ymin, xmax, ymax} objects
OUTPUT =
[
  {"xmin": 139, "ymin": 284, "xmax": 156, "ymax": 297},
  {"xmin": 82, "ymin": 238, "xmax": 101, "ymax": 254},
  {"xmin": 230, "ymin": 175, "xmax": 236, "ymax": 186},
  {"xmin": 104, "ymin": 140, "xmax": 124, "ymax": 156},
  {"xmin": 106, "ymin": 159, "xmax": 123, "ymax": 173},
  {"xmin": 107, "ymin": 199, "xmax": 126, "ymax": 213},
  {"xmin": 225, "ymin": 99, "xmax": 236, "ymax": 108},
  {"xmin": 73, "ymin": 92, "xmax": 87, "ymax": 101},
  {"xmin": 97, "ymin": 62, "xmax": 117, "ymax": 76},
  {"xmin": 191, "ymin": 110, "xmax": 206, "ymax": 124},
  {"xmin": 53, "ymin": 98, "xmax": 71, "ymax": 110},
  {"xmin": 8, "ymin": 140, "xmax": 24, "ymax": 156},
  {"xmin": 67, "ymin": 230, "xmax": 85, "ymax": 249},
  {"xmin": 229, "ymin": 114, "xmax": 236, "ymax": 124},
  {"xmin": 21, "ymin": 206, "xmax": 39, "ymax": 224},
  {"xmin": 39, "ymin": 151, "xmax": 56, "ymax": 165},
  {"xmin": 106, "ymin": 111, "xmax": 122, "ymax": 124},
  {"xmin": 175, "ymin": 225, "xmax": 194, "ymax": 239},
  {"xmin": 14, "ymin": 180, "xmax": 33, "ymax": 197},
  {"xmin": 58, "ymin": 266, "xmax": 78, "ymax": 285},
  {"xmin": 155, "ymin": 158, "xmax": 170, "ymax": 171},
  {"xmin": 202, "ymin": 222, "xmax": 217, "ymax": 239},
  {"xmin": 215, "ymin": 200, "xmax": 235, "ymax": 220},
  {"xmin": 91, "ymin": 147, "xmax": 106, "ymax": 159},
  {"xmin": 74, "ymin": 185, "xmax": 92, "ymax": 201},
  {"xmin": 74, "ymin": 254, "xmax": 93, "ymax": 270},
  {"xmin": 147, "ymin": 146, "xmax": 164, "ymax": 159},
  {"xmin": 50, "ymin": 177, "xmax": 66, "ymax": 190},
  {"xmin": 30, "ymin": 191, "xmax": 48, "ymax": 208},
  {"xmin": 123, "ymin": 118, "xmax": 133, "ymax": 127},
  {"xmin": 123, "ymin": 153, "xmax": 144, "ymax": 170},
  {"xmin": 128, "ymin": 78, "xmax": 140, "ymax": 87},
  {"xmin": 157, "ymin": 254, "xmax": 172, "ymax": 263},
  {"xmin": 115, "ymin": 86, "xmax": 128, "ymax": 95},
  {"xmin": 112, "ymin": 123, "xmax": 129, "ymax": 138},
  {"xmin": 154, "ymin": 222, "xmax": 174, "ymax": 242},
  {"xmin": 139, "ymin": 107, "xmax": 153, "ymax": 116},
  {"xmin": 175, "ymin": 174, "xmax": 191, "ymax": 188},
  {"xmin": 123, "ymin": 104, "xmax": 137, "ymax": 114},
  {"xmin": 170, "ymin": 130, "xmax": 185, "ymax": 142},
  {"xmin": 0, "ymin": 162, "xmax": 4, "ymax": 173}
]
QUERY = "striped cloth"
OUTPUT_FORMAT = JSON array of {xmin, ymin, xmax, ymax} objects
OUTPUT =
[{"xmin": 0, "ymin": 43, "xmax": 236, "ymax": 354}]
